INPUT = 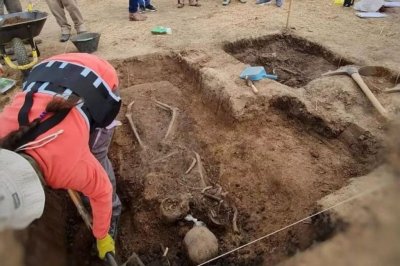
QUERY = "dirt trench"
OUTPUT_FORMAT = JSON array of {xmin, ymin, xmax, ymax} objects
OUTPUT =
[{"xmin": 4, "ymin": 50, "xmax": 382, "ymax": 266}]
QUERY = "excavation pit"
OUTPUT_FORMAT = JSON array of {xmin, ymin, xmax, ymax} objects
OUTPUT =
[
  {"xmin": 3, "ymin": 53, "xmax": 379, "ymax": 266},
  {"xmin": 108, "ymin": 54, "xmax": 376, "ymax": 265},
  {"xmin": 224, "ymin": 34, "xmax": 353, "ymax": 88}
]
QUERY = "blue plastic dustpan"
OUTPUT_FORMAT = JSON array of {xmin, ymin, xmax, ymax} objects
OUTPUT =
[{"xmin": 240, "ymin": 66, "xmax": 277, "ymax": 81}]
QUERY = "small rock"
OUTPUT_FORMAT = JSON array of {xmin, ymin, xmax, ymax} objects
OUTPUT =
[
  {"xmin": 310, "ymin": 150, "xmax": 320, "ymax": 158},
  {"xmin": 183, "ymin": 226, "xmax": 218, "ymax": 264}
]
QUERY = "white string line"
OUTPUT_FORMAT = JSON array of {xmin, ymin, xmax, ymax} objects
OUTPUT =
[{"xmin": 198, "ymin": 181, "xmax": 394, "ymax": 266}]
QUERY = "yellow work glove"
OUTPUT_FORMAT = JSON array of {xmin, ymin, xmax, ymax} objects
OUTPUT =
[{"xmin": 96, "ymin": 234, "xmax": 115, "ymax": 260}]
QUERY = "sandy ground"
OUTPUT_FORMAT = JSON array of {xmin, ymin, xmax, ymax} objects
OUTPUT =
[
  {"xmin": 1, "ymin": 0, "xmax": 400, "ymax": 266},
  {"xmin": 31, "ymin": 0, "xmax": 400, "ymax": 70}
]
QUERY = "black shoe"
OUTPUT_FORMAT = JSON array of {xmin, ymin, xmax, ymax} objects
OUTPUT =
[
  {"xmin": 59, "ymin": 34, "xmax": 70, "ymax": 42},
  {"xmin": 145, "ymin": 4, "xmax": 157, "ymax": 11},
  {"xmin": 139, "ymin": 5, "xmax": 146, "ymax": 13}
]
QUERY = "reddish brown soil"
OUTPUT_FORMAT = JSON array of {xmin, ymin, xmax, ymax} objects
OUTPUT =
[
  {"xmin": 0, "ymin": 53, "xmax": 380, "ymax": 266},
  {"xmin": 101, "ymin": 56, "xmax": 373, "ymax": 265},
  {"xmin": 1, "ymin": 0, "xmax": 398, "ymax": 264}
]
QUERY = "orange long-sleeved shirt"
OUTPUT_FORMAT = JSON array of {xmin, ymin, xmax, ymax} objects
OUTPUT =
[{"xmin": 0, "ymin": 53, "xmax": 119, "ymax": 239}]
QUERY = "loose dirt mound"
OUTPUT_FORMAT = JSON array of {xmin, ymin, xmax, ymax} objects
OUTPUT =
[{"xmin": 2, "ymin": 16, "xmax": 29, "ymax": 26}]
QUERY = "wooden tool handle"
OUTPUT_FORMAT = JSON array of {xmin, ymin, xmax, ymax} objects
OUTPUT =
[
  {"xmin": 67, "ymin": 189, "xmax": 93, "ymax": 229},
  {"xmin": 385, "ymin": 88, "xmax": 400, "ymax": 93},
  {"xmin": 351, "ymin": 73, "xmax": 389, "ymax": 119},
  {"xmin": 249, "ymin": 80, "xmax": 259, "ymax": 94}
]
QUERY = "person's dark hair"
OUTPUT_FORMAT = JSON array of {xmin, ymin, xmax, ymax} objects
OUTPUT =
[{"xmin": 0, "ymin": 95, "xmax": 80, "ymax": 151}]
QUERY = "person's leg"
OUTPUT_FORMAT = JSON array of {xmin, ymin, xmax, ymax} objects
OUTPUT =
[
  {"xmin": 138, "ymin": 0, "xmax": 146, "ymax": 13},
  {"xmin": 144, "ymin": 0, "xmax": 157, "ymax": 11},
  {"xmin": 256, "ymin": 0, "xmax": 271, "ymax": 4},
  {"xmin": 89, "ymin": 127, "xmax": 122, "ymax": 238},
  {"xmin": 0, "ymin": 0, "xmax": 5, "ymax": 15},
  {"xmin": 129, "ymin": 0, "xmax": 138, "ymax": 13},
  {"xmin": 4, "ymin": 0, "xmax": 22, "ymax": 13},
  {"xmin": 61, "ymin": 0, "xmax": 87, "ymax": 33},
  {"xmin": 45, "ymin": 0, "xmax": 72, "ymax": 41},
  {"xmin": 129, "ymin": 0, "xmax": 147, "ymax": 21},
  {"xmin": 276, "ymin": 0, "xmax": 283, "ymax": 7}
]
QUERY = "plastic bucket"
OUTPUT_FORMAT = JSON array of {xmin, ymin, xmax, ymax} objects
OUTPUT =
[{"xmin": 70, "ymin": 32, "xmax": 100, "ymax": 53}]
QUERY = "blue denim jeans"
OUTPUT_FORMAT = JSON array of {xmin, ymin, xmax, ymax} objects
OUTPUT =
[
  {"xmin": 138, "ymin": 0, "xmax": 150, "ymax": 7},
  {"xmin": 129, "ymin": 0, "xmax": 139, "ymax": 13}
]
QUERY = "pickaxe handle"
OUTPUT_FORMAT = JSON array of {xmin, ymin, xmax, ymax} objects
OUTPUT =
[{"xmin": 351, "ymin": 73, "xmax": 389, "ymax": 119}]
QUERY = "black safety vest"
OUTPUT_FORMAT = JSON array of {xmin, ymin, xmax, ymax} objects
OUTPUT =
[{"xmin": 17, "ymin": 60, "xmax": 121, "ymax": 147}]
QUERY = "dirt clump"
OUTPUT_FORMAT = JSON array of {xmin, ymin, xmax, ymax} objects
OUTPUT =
[{"xmin": 2, "ymin": 16, "xmax": 29, "ymax": 26}]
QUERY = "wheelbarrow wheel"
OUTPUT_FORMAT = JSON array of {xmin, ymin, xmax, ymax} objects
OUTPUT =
[{"xmin": 11, "ymin": 38, "xmax": 30, "ymax": 66}]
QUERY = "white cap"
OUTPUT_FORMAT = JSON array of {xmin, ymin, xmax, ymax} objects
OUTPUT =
[{"xmin": 0, "ymin": 149, "xmax": 45, "ymax": 230}]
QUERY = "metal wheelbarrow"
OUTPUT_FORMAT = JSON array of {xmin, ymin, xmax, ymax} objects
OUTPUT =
[{"xmin": 0, "ymin": 10, "xmax": 47, "ymax": 71}]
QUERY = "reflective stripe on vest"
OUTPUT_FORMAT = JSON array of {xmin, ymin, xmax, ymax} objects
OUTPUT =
[{"xmin": 24, "ymin": 60, "xmax": 121, "ymax": 129}]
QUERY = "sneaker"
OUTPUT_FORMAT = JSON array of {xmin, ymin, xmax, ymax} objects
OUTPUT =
[
  {"xmin": 129, "ymin": 12, "xmax": 147, "ymax": 21},
  {"xmin": 139, "ymin": 5, "xmax": 146, "ymax": 13},
  {"xmin": 256, "ymin": 0, "xmax": 271, "ymax": 4},
  {"xmin": 239, "ymin": 0, "xmax": 247, "ymax": 3},
  {"xmin": 276, "ymin": 0, "xmax": 284, "ymax": 7},
  {"xmin": 145, "ymin": 4, "xmax": 157, "ymax": 11},
  {"xmin": 59, "ymin": 33, "xmax": 70, "ymax": 42},
  {"xmin": 222, "ymin": 0, "xmax": 230, "ymax": 5}
]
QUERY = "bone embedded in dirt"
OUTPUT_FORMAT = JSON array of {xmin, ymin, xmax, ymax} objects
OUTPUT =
[{"xmin": 183, "ymin": 225, "xmax": 218, "ymax": 264}]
